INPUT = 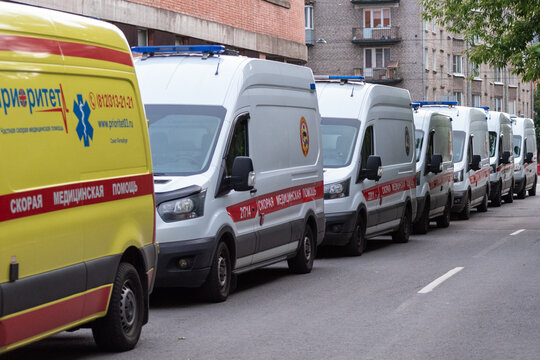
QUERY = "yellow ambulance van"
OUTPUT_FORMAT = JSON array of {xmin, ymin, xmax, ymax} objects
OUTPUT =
[{"xmin": 0, "ymin": 3, "xmax": 157, "ymax": 353}]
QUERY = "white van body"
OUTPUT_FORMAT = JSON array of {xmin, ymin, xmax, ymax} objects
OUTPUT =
[
  {"xmin": 487, "ymin": 111, "xmax": 514, "ymax": 205},
  {"xmin": 134, "ymin": 46, "xmax": 325, "ymax": 301},
  {"xmin": 412, "ymin": 108, "xmax": 454, "ymax": 233},
  {"xmin": 512, "ymin": 117, "xmax": 537, "ymax": 198},
  {"xmin": 417, "ymin": 105, "xmax": 490, "ymax": 219},
  {"xmin": 317, "ymin": 78, "xmax": 417, "ymax": 256}
]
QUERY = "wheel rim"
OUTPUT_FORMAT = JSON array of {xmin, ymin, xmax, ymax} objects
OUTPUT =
[
  {"xmin": 217, "ymin": 252, "xmax": 228, "ymax": 288},
  {"xmin": 120, "ymin": 281, "xmax": 137, "ymax": 333},
  {"xmin": 303, "ymin": 234, "xmax": 312, "ymax": 260}
]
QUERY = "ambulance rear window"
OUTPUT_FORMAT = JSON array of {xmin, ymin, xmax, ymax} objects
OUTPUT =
[
  {"xmin": 146, "ymin": 105, "xmax": 226, "ymax": 175},
  {"xmin": 321, "ymin": 118, "xmax": 360, "ymax": 168}
]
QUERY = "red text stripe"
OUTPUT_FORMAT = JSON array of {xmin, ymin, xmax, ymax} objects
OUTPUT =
[
  {"xmin": 428, "ymin": 172, "xmax": 454, "ymax": 190},
  {"xmin": 0, "ymin": 35, "xmax": 133, "ymax": 67},
  {"xmin": 0, "ymin": 285, "xmax": 111, "ymax": 348},
  {"xmin": 469, "ymin": 168, "xmax": 490, "ymax": 185},
  {"xmin": 227, "ymin": 181, "xmax": 323, "ymax": 223},
  {"xmin": 362, "ymin": 175, "xmax": 416, "ymax": 202},
  {"xmin": 0, "ymin": 174, "xmax": 153, "ymax": 222}
]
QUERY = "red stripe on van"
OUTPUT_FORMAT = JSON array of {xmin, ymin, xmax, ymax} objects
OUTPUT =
[
  {"xmin": 0, "ymin": 35, "xmax": 133, "ymax": 67},
  {"xmin": 428, "ymin": 172, "xmax": 454, "ymax": 190},
  {"xmin": 469, "ymin": 168, "xmax": 490, "ymax": 185},
  {"xmin": 226, "ymin": 181, "xmax": 323, "ymax": 223},
  {"xmin": 362, "ymin": 175, "xmax": 416, "ymax": 202},
  {"xmin": 0, "ymin": 174, "xmax": 153, "ymax": 222},
  {"xmin": 0, "ymin": 285, "xmax": 111, "ymax": 349}
]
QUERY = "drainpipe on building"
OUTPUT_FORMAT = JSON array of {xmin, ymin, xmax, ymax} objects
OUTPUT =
[
  {"xmin": 422, "ymin": 3, "xmax": 426, "ymax": 100},
  {"xmin": 504, "ymin": 67, "xmax": 508, "ymax": 112},
  {"xmin": 466, "ymin": 41, "xmax": 471, "ymax": 106}
]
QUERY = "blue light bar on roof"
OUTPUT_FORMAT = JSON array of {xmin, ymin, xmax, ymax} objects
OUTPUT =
[
  {"xmin": 314, "ymin": 75, "xmax": 365, "ymax": 81},
  {"xmin": 414, "ymin": 101, "xmax": 458, "ymax": 106},
  {"xmin": 131, "ymin": 45, "xmax": 226, "ymax": 54},
  {"xmin": 476, "ymin": 106, "xmax": 490, "ymax": 111}
]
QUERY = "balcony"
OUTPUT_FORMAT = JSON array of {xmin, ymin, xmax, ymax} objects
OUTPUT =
[
  {"xmin": 358, "ymin": 63, "xmax": 402, "ymax": 85},
  {"xmin": 351, "ymin": 0, "xmax": 400, "ymax": 4},
  {"xmin": 352, "ymin": 26, "xmax": 401, "ymax": 45}
]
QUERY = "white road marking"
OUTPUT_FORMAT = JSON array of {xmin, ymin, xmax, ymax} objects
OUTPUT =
[
  {"xmin": 510, "ymin": 229, "xmax": 526, "ymax": 236},
  {"xmin": 418, "ymin": 267, "xmax": 464, "ymax": 294}
]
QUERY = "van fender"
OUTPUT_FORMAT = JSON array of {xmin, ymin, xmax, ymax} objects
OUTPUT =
[{"xmin": 212, "ymin": 224, "xmax": 237, "ymax": 269}]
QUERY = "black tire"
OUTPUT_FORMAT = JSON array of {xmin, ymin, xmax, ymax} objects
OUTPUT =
[
  {"xmin": 477, "ymin": 190, "xmax": 488, "ymax": 213},
  {"xmin": 392, "ymin": 207, "xmax": 411, "ymax": 243},
  {"xmin": 491, "ymin": 181, "xmax": 502, "ymax": 207},
  {"xmin": 288, "ymin": 225, "xmax": 315, "ymax": 274},
  {"xmin": 504, "ymin": 182, "xmax": 514, "ymax": 203},
  {"xmin": 517, "ymin": 179, "xmax": 527, "ymax": 199},
  {"xmin": 460, "ymin": 193, "xmax": 471, "ymax": 220},
  {"xmin": 412, "ymin": 198, "xmax": 429, "ymax": 235},
  {"xmin": 529, "ymin": 176, "xmax": 537, "ymax": 196},
  {"xmin": 436, "ymin": 196, "xmax": 451, "ymax": 228},
  {"xmin": 92, "ymin": 262, "xmax": 144, "ymax": 352},
  {"xmin": 200, "ymin": 241, "xmax": 231, "ymax": 302},
  {"xmin": 344, "ymin": 213, "xmax": 367, "ymax": 256}
]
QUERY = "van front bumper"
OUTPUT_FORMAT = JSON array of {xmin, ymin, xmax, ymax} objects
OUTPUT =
[
  {"xmin": 321, "ymin": 211, "xmax": 356, "ymax": 246},
  {"xmin": 155, "ymin": 237, "xmax": 216, "ymax": 288},
  {"xmin": 451, "ymin": 190, "xmax": 467, "ymax": 213}
]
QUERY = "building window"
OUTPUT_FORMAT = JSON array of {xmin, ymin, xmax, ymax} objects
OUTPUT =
[
  {"xmin": 431, "ymin": 20, "xmax": 436, "ymax": 33},
  {"xmin": 137, "ymin": 28, "xmax": 148, "ymax": 46},
  {"xmin": 305, "ymin": 5, "xmax": 314, "ymax": 30},
  {"xmin": 447, "ymin": 54, "xmax": 452, "ymax": 74},
  {"xmin": 364, "ymin": 8, "xmax": 391, "ymax": 29},
  {"xmin": 453, "ymin": 92, "xmax": 463, "ymax": 105},
  {"xmin": 364, "ymin": 48, "xmax": 391, "ymax": 70},
  {"xmin": 453, "ymin": 55, "xmax": 463, "ymax": 74},
  {"xmin": 473, "ymin": 95, "xmax": 481, "ymax": 107},
  {"xmin": 432, "ymin": 49, "xmax": 437, "ymax": 70},
  {"xmin": 484, "ymin": 75, "xmax": 488, "ymax": 93},
  {"xmin": 440, "ymin": 65, "xmax": 444, "ymax": 82},
  {"xmin": 508, "ymin": 100, "xmax": 516, "ymax": 115},
  {"xmin": 472, "ymin": 63, "xmax": 480, "ymax": 79},
  {"xmin": 440, "ymin": 30, "xmax": 444, "ymax": 49},
  {"xmin": 494, "ymin": 97, "xmax": 502, "ymax": 111},
  {"xmin": 494, "ymin": 67, "xmax": 503, "ymax": 83},
  {"xmin": 424, "ymin": 48, "xmax": 428, "ymax": 70},
  {"xmin": 508, "ymin": 71, "xmax": 516, "ymax": 86}
]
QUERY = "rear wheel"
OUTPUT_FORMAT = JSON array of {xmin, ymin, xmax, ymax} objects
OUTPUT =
[
  {"xmin": 529, "ymin": 176, "xmax": 537, "ymax": 196},
  {"xmin": 436, "ymin": 196, "xmax": 451, "ymax": 228},
  {"xmin": 344, "ymin": 214, "xmax": 367, "ymax": 256},
  {"xmin": 392, "ymin": 207, "xmax": 411, "ymax": 243},
  {"xmin": 412, "ymin": 198, "xmax": 429, "ymax": 235},
  {"xmin": 288, "ymin": 225, "xmax": 315, "ymax": 274},
  {"xmin": 200, "ymin": 241, "xmax": 231, "ymax": 302},
  {"xmin": 460, "ymin": 193, "xmax": 471, "ymax": 220},
  {"xmin": 92, "ymin": 262, "xmax": 144, "ymax": 352}
]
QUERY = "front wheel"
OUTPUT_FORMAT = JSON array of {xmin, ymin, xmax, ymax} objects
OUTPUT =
[
  {"xmin": 92, "ymin": 262, "xmax": 144, "ymax": 352},
  {"xmin": 344, "ymin": 214, "xmax": 367, "ymax": 256},
  {"xmin": 392, "ymin": 207, "xmax": 411, "ymax": 243},
  {"xmin": 460, "ymin": 193, "xmax": 471, "ymax": 220},
  {"xmin": 436, "ymin": 197, "xmax": 451, "ymax": 228},
  {"xmin": 477, "ymin": 190, "xmax": 488, "ymax": 213},
  {"xmin": 288, "ymin": 225, "xmax": 315, "ymax": 274},
  {"xmin": 504, "ymin": 182, "xmax": 514, "ymax": 203},
  {"xmin": 200, "ymin": 241, "xmax": 231, "ymax": 302},
  {"xmin": 491, "ymin": 182, "xmax": 502, "ymax": 207},
  {"xmin": 412, "ymin": 199, "xmax": 429, "ymax": 235},
  {"xmin": 529, "ymin": 176, "xmax": 537, "ymax": 196},
  {"xmin": 517, "ymin": 179, "xmax": 527, "ymax": 199}
]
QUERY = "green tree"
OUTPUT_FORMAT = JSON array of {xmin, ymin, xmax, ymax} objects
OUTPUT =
[{"xmin": 422, "ymin": 0, "xmax": 540, "ymax": 81}]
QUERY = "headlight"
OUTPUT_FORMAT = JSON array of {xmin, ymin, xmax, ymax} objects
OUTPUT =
[
  {"xmin": 157, "ymin": 190, "xmax": 206, "ymax": 222},
  {"xmin": 454, "ymin": 170, "xmax": 463, "ymax": 182},
  {"xmin": 514, "ymin": 163, "xmax": 522, "ymax": 171},
  {"xmin": 324, "ymin": 178, "xmax": 350, "ymax": 199},
  {"xmin": 490, "ymin": 164, "xmax": 496, "ymax": 173}
]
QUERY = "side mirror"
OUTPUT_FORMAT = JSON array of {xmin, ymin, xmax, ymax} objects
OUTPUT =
[
  {"xmin": 500, "ymin": 151, "xmax": 511, "ymax": 164},
  {"xmin": 230, "ymin": 156, "xmax": 254, "ymax": 191},
  {"xmin": 470, "ymin": 154, "xmax": 481, "ymax": 171},
  {"xmin": 429, "ymin": 154, "xmax": 443, "ymax": 174},
  {"xmin": 525, "ymin": 152, "xmax": 534, "ymax": 164},
  {"xmin": 359, "ymin": 155, "xmax": 382, "ymax": 182}
]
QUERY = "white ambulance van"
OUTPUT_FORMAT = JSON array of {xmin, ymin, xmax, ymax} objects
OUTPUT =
[
  {"xmin": 487, "ymin": 110, "xmax": 514, "ymax": 205},
  {"xmin": 512, "ymin": 116, "xmax": 537, "ymax": 198},
  {"xmin": 414, "ymin": 102, "xmax": 489, "ymax": 219},
  {"xmin": 411, "ymin": 106, "xmax": 454, "ymax": 234},
  {"xmin": 133, "ymin": 46, "xmax": 325, "ymax": 302},
  {"xmin": 316, "ymin": 76, "xmax": 417, "ymax": 256}
]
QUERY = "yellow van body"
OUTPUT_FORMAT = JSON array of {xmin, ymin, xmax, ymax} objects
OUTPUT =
[{"xmin": 0, "ymin": 3, "xmax": 157, "ymax": 353}]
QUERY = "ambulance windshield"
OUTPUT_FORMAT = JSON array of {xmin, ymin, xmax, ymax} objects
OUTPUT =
[
  {"xmin": 453, "ymin": 131, "xmax": 466, "ymax": 162},
  {"xmin": 513, "ymin": 135, "xmax": 522, "ymax": 157},
  {"xmin": 145, "ymin": 105, "xmax": 226, "ymax": 175},
  {"xmin": 321, "ymin": 118, "xmax": 360, "ymax": 168},
  {"xmin": 488, "ymin": 132, "xmax": 497, "ymax": 157}
]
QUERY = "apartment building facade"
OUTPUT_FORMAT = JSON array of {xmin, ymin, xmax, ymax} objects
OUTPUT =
[
  {"xmin": 305, "ymin": 0, "xmax": 534, "ymax": 117},
  {"xmin": 19, "ymin": 0, "xmax": 308, "ymax": 63}
]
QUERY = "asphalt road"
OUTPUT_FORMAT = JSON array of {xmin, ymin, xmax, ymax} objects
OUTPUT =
[{"xmin": 8, "ymin": 186, "xmax": 540, "ymax": 360}]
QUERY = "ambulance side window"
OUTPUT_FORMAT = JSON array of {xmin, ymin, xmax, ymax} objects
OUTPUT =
[
  {"xmin": 360, "ymin": 125, "xmax": 374, "ymax": 169},
  {"xmin": 225, "ymin": 114, "xmax": 250, "ymax": 175}
]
